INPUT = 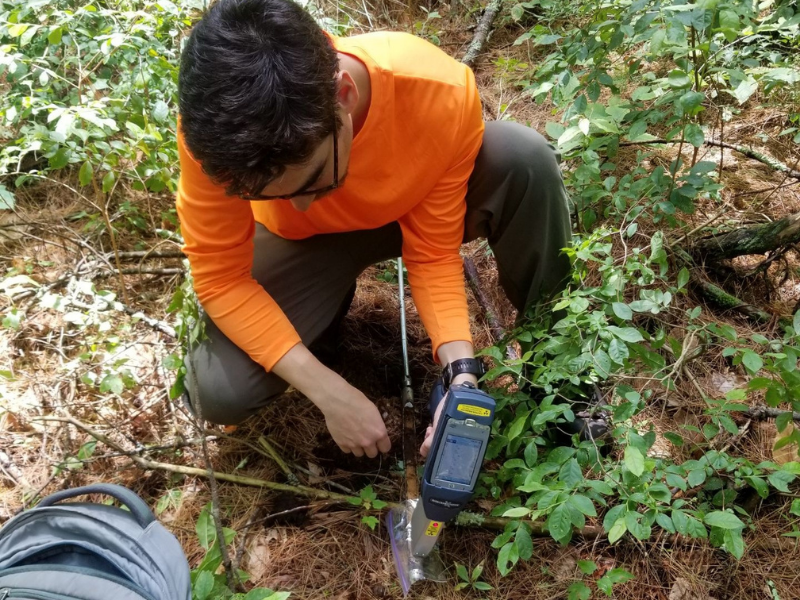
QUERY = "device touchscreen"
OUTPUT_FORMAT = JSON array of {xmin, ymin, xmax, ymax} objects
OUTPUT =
[{"xmin": 435, "ymin": 434, "xmax": 483, "ymax": 485}]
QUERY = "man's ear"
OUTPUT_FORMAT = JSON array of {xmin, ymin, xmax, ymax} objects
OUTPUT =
[{"xmin": 336, "ymin": 70, "xmax": 359, "ymax": 114}]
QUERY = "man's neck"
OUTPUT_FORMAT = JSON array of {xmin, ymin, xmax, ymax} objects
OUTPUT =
[{"xmin": 338, "ymin": 53, "xmax": 371, "ymax": 136}]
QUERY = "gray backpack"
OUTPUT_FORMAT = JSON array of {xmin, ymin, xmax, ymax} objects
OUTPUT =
[{"xmin": 0, "ymin": 484, "xmax": 191, "ymax": 600}]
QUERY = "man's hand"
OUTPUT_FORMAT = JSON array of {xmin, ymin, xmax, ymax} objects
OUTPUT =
[
  {"xmin": 272, "ymin": 343, "xmax": 391, "ymax": 458},
  {"xmin": 318, "ymin": 379, "xmax": 391, "ymax": 458}
]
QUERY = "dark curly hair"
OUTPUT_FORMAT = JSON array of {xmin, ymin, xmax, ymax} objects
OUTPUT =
[{"xmin": 178, "ymin": 0, "xmax": 340, "ymax": 196}]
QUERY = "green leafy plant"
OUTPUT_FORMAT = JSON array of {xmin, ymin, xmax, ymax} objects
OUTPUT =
[
  {"xmin": 192, "ymin": 503, "xmax": 291, "ymax": 600},
  {"xmin": 346, "ymin": 485, "xmax": 387, "ymax": 530},
  {"xmin": 454, "ymin": 560, "xmax": 493, "ymax": 592}
]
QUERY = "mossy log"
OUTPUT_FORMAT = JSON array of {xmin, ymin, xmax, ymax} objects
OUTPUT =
[
  {"xmin": 672, "ymin": 247, "xmax": 789, "ymax": 327},
  {"xmin": 691, "ymin": 212, "xmax": 800, "ymax": 263}
]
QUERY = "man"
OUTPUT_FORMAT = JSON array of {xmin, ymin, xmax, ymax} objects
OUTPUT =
[{"xmin": 176, "ymin": 0, "xmax": 575, "ymax": 459}]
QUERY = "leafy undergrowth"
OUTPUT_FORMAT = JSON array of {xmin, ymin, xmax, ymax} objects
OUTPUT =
[{"xmin": 2, "ymin": 0, "xmax": 800, "ymax": 599}]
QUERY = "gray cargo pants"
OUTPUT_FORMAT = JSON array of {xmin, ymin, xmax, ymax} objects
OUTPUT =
[{"xmin": 185, "ymin": 121, "xmax": 572, "ymax": 425}]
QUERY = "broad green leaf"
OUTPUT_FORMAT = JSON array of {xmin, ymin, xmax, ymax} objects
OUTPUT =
[
  {"xmin": 497, "ymin": 541, "xmax": 519, "ymax": 576},
  {"xmin": 684, "ymin": 123, "xmax": 704, "ymax": 148},
  {"xmin": 608, "ymin": 517, "xmax": 627, "ymax": 544},
  {"xmin": 193, "ymin": 570, "xmax": 214, "ymax": 600},
  {"xmin": 559, "ymin": 458, "xmax": 583, "ymax": 489},
  {"xmin": 524, "ymin": 440, "xmax": 538, "ymax": 467},
  {"xmin": 0, "ymin": 184, "xmax": 16, "ymax": 210},
  {"xmin": 685, "ymin": 516, "xmax": 708, "ymax": 539},
  {"xmin": 677, "ymin": 267, "xmax": 690, "ymax": 289},
  {"xmin": 612, "ymin": 302, "xmax": 633, "ymax": 320},
  {"xmin": 688, "ymin": 469, "xmax": 706, "ymax": 488},
  {"xmin": 48, "ymin": 26, "xmax": 63, "ymax": 45},
  {"xmin": 471, "ymin": 561, "xmax": 485, "ymax": 582},
  {"xmin": 99, "ymin": 373, "xmax": 124, "ymax": 396},
  {"xmin": 508, "ymin": 410, "xmax": 531, "ymax": 441},
  {"xmin": 668, "ymin": 69, "xmax": 692, "ymax": 89},
  {"xmin": 744, "ymin": 476, "xmax": 769, "ymax": 499},
  {"xmin": 79, "ymin": 161, "xmax": 94, "ymax": 187},
  {"xmin": 153, "ymin": 100, "xmax": 170, "ymax": 123},
  {"xmin": 593, "ymin": 349, "xmax": 612, "ymax": 378},
  {"xmin": 597, "ymin": 568, "xmax": 634, "ymax": 596},
  {"xmin": 723, "ymin": 528, "xmax": 745, "ymax": 559},
  {"xmin": 741, "ymin": 351, "xmax": 763, "ymax": 374},
  {"xmin": 672, "ymin": 509, "xmax": 689, "ymax": 535},
  {"xmin": 704, "ymin": 511, "xmax": 745, "ymax": 530},
  {"xmin": 473, "ymin": 581, "xmax": 493, "ymax": 591},
  {"xmin": 624, "ymin": 446, "xmax": 645, "ymax": 476},
  {"xmin": 607, "ymin": 326, "xmax": 644, "ymax": 342},
  {"xmin": 577, "ymin": 559, "xmax": 597, "ymax": 575},
  {"xmin": 547, "ymin": 503, "xmax": 572, "ymax": 541},
  {"xmin": 243, "ymin": 590, "xmax": 290, "ymax": 600},
  {"xmin": 49, "ymin": 148, "xmax": 71, "ymax": 170},
  {"xmin": 515, "ymin": 525, "xmax": 533, "ymax": 560},
  {"xmin": 102, "ymin": 171, "xmax": 116, "ymax": 193},
  {"xmin": 608, "ymin": 338, "xmax": 629, "ymax": 364},
  {"xmin": 569, "ymin": 494, "xmax": 596, "ymax": 517},
  {"xmin": 196, "ymin": 505, "xmax": 215, "ymax": 550},
  {"xmin": 567, "ymin": 581, "xmax": 591, "ymax": 600},
  {"xmin": 502, "ymin": 506, "xmax": 532, "ymax": 518},
  {"xmin": 768, "ymin": 470, "xmax": 795, "ymax": 493},
  {"xmin": 730, "ymin": 76, "xmax": 758, "ymax": 105}
]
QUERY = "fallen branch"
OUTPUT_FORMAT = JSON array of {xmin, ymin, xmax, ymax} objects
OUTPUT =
[
  {"xmin": 461, "ymin": 0, "xmax": 503, "ymax": 69},
  {"xmin": 463, "ymin": 257, "xmax": 507, "ymax": 344},
  {"xmin": 746, "ymin": 406, "xmax": 800, "ymax": 422},
  {"xmin": 34, "ymin": 415, "xmax": 595, "ymax": 537},
  {"xmin": 691, "ymin": 212, "xmax": 800, "ymax": 262},
  {"xmin": 116, "ymin": 250, "xmax": 186, "ymax": 260},
  {"xmin": 619, "ymin": 138, "xmax": 800, "ymax": 180}
]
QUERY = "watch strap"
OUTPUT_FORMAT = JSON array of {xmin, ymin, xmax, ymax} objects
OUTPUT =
[{"xmin": 443, "ymin": 358, "xmax": 485, "ymax": 389}]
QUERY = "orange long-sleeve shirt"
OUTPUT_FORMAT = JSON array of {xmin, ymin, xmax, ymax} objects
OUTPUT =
[{"xmin": 177, "ymin": 31, "xmax": 484, "ymax": 371}]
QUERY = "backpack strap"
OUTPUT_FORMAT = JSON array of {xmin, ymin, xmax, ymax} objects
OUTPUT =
[{"xmin": 37, "ymin": 484, "xmax": 156, "ymax": 529}]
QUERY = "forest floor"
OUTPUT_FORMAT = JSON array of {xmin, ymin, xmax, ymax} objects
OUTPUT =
[{"xmin": 2, "ymin": 2, "xmax": 800, "ymax": 599}]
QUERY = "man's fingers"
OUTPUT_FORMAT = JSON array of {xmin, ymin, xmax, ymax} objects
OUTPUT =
[
  {"xmin": 364, "ymin": 443, "xmax": 379, "ymax": 459},
  {"xmin": 377, "ymin": 435, "xmax": 392, "ymax": 454},
  {"xmin": 351, "ymin": 446, "xmax": 365, "ymax": 458}
]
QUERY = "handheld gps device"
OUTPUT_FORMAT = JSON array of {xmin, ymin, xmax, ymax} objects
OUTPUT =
[{"xmin": 410, "ymin": 383, "xmax": 495, "ymax": 557}]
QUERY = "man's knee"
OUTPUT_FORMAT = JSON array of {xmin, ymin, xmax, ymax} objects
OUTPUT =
[
  {"xmin": 481, "ymin": 121, "xmax": 564, "ymax": 189},
  {"xmin": 183, "ymin": 352, "xmax": 288, "ymax": 425}
]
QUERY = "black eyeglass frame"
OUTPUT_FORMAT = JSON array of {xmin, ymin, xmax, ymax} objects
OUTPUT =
[{"xmin": 240, "ymin": 118, "xmax": 339, "ymax": 201}]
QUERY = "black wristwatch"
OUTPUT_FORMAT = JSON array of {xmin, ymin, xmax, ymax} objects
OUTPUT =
[{"xmin": 442, "ymin": 358, "xmax": 485, "ymax": 390}]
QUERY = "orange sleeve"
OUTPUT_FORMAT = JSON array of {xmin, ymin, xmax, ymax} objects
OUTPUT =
[
  {"xmin": 398, "ymin": 79, "xmax": 484, "ymax": 361},
  {"xmin": 176, "ymin": 130, "xmax": 301, "ymax": 371}
]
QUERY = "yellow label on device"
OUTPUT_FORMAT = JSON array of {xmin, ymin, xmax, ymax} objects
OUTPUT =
[
  {"xmin": 457, "ymin": 404, "xmax": 491, "ymax": 417},
  {"xmin": 425, "ymin": 521, "xmax": 443, "ymax": 536}
]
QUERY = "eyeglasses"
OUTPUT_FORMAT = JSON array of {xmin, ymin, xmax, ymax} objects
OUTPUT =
[{"xmin": 240, "ymin": 117, "xmax": 339, "ymax": 201}]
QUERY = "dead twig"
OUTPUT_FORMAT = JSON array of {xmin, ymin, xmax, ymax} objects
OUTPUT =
[
  {"xmin": 461, "ymin": 0, "xmax": 503, "ymax": 69},
  {"xmin": 257, "ymin": 435, "xmax": 300, "ymax": 486}
]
